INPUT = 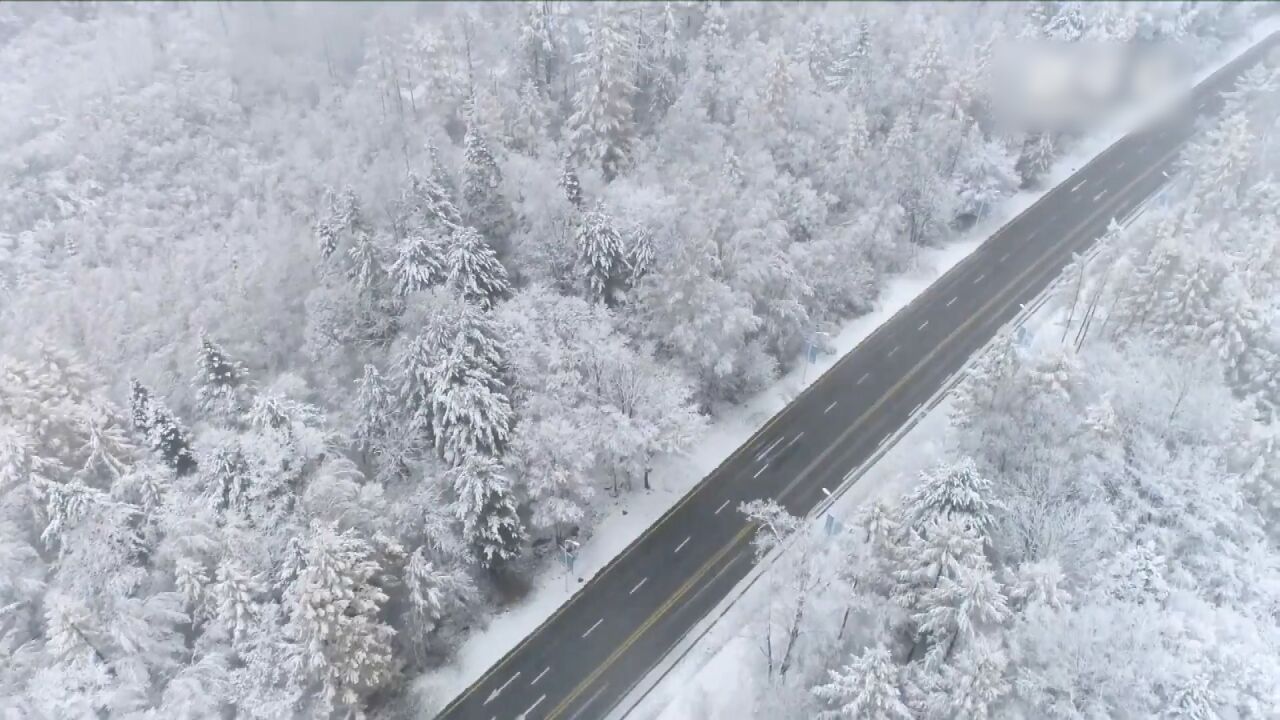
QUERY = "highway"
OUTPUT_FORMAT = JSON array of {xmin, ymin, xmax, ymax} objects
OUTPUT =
[{"xmin": 436, "ymin": 32, "xmax": 1280, "ymax": 720}]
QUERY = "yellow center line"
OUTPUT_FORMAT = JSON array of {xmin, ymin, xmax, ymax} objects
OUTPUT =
[{"xmin": 544, "ymin": 136, "xmax": 1185, "ymax": 720}]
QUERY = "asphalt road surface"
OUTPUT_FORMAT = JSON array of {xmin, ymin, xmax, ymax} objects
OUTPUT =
[{"xmin": 436, "ymin": 32, "xmax": 1280, "ymax": 720}]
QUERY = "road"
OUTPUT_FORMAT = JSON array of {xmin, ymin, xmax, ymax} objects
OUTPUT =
[{"xmin": 436, "ymin": 32, "xmax": 1280, "ymax": 720}]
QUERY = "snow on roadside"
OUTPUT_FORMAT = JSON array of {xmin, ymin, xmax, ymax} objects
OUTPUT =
[
  {"xmin": 631, "ymin": 391, "xmax": 957, "ymax": 720},
  {"xmin": 409, "ymin": 20, "xmax": 1280, "ymax": 713}
]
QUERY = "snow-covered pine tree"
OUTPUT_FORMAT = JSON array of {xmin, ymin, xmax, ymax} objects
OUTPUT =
[
  {"xmin": 559, "ymin": 154, "xmax": 584, "ymax": 208},
  {"xmin": 462, "ymin": 111, "xmax": 514, "ymax": 243},
  {"xmin": 194, "ymin": 334, "xmax": 249, "ymax": 421},
  {"xmin": 210, "ymin": 557, "xmax": 262, "ymax": 644},
  {"xmin": 449, "ymin": 452, "xmax": 525, "ymax": 569},
  {"xmin": 625, "ymin": 223, "xmax": 655, "ymax": 286},
  {"xmin": 395, "ymin": 290, "xmax": 514, "ymax": 463},
  {"xmin": 914, "ymin": 556, "xmax": 1009, "ymax": 669},
  {"xmin": 510, "ymin": 78, "xmax": 552, "ymax": 154},
  {"xmin": 812, "ymin": 644, "xmax": 915, "ymax": 720},
  {"xmin": 403, "ymin": 545, "xmax": 476, "ymax": 649},
  {"xmin": 517, "ymin": 1, "xmax": 561, "ymax": 91},
  {"xmin": 446, "ymin": 226, "xmax": 510, "ymax": 309},
  {"xmin": 130, "ymin": 379, "xmax": 196, "ymax": 475},
  {"xmin": 921, "ymin": 635, "xmax": 1010, "ymax": 719},
  {"xmin": 286, "ymin": 521, "xmax": 395, "ymax": 714},
  {"xmin": 902, "ymin": 457, "xmax": 1003, "ymax": 537},
  {"xmin": 388, "ymin": 230, "xmax": 444, "ymax": 297},
  {"xmin": 569, "ymin": 6, "xmax": 637, "ymax": 180},
  {"xmin": 314, "ymin": 187, "xmax": 370, "ymax": 264},
  {"xmin": 575, "ymin": 202, "xmax": 628, "ymax": 305},
  {"xmin": 353, "ymin": 364, "xmax": 396, "ymax": 458}
]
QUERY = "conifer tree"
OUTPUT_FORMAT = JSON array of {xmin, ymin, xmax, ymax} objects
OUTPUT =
[
  {"xmin": 449, "ymin": 452, "xmax": 525, "ymax": 569},
  {"xmin": 129, "ymin": 379, "xmax": 196, "ymax": 475},
  {"xmin": 194, "ymin": 334, "xmax": 249, "ymax": 421},
  {"xmin": 559, "ymin": 154, "xmax": 584, "ymax": 208},
  {"xmin": 575, "ymin": 202, "xmax": 627, "ymax": 305},
  {"xmin": 286, "ymin": 522, "xmax": 395, "ymax": 713},
  {"xmin": 569, "ymin": 7, "xmax": 637, "ymax": 180},
  {"xmin": 462, "ymin": 112, "xmax": 513, "ymax": 242},
  {"xmin": 446, "ymin": 227, "xmax": 511, "ymax": 309}
]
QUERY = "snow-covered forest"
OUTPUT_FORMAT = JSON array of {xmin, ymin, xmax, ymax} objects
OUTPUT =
[
  {"xmin": 720, "ymin": 63, "xmax": 1280, "ymax": 720},
  {"xmin": 0, "ymin": 2, "xmax": 1264, "ymax": 717}
]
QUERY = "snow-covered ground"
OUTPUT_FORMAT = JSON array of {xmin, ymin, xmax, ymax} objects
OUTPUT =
[{"xmin": 411, "ymin": 21, "xmax": 1280, "ymax": 713}]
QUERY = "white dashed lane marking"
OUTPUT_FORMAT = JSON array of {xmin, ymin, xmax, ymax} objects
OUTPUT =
[
  {"xmin": 946, "ymin": 296, "xmax": 957, "ymax": 307},
  {"xmin": 674, "ymin": 537, "xmax": 691, "ymax": 553},
  {"xmin": 583, "ymin": 619, "xmax": 603, "ymax": 638},
  {"xmin": 523, "ymin": 694, "xmax": 546, "ymax": 717},
  {"xmin": 753, "ymin": 463, "xmax": 769, "ymax": 479},
  {"xmin": 973, "ymin": 273, "xmax": 986, "ymax": 284},
  {"xmin": 857, "ymin": 372, "xmax": 870, "ymax": 385},
  {"xmin": 1093, "ymin": 190, "xmax": 1108, "ymax": 202},
  {"xmin": 629, "ymin": 578, "xmax": 647, "ymax": 595},
  {"xmin": 531, "ymin": 667, "xmax": 550, "ymax": 686},
  {"xmin": 755, "ymin": 437, "xmax": 783, "ymax": 462},
  {"xmin": 715, "ymin": 499, "xmax": 731, "ymax": 514},
  {"xmin": 824, "ymin": 400, "xmax": 838, "ymax": 414},
  {"xmin": 918, "ymin": 320, "xmax": 929, "ymax": 331},
  {"xmin": 1070, "ymin": 179, "xmax": 1088, "ymax": 192}
]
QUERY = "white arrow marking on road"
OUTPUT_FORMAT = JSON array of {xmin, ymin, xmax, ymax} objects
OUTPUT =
[
  {"xmin": 824, "ymin": 400, "xmax": 838, "ymax": 414},
  {"xmin": 583, "ymin": 619, "xmax": 603, "ymax": 638},
  {"xmin": 674, "ymin": 536, "xmax": 691, "ymax": 554},
  {"xmin": 531, "ymin": 667, "xmax": 550, "ymax": 686},
  {"xmin": 630, "ymin": 577, "xmax": 648, "ymax": 594},
  {"xmin": 484, "ymin": 672, "xmax": 522, "ymax": 705},
  {"xmin": 1093, "ymin": 190, "xmax": 1108, "ymax": 202},
  {"xmin": 754, "ymin": 463, "xmax": 769, "ymax": 479},
  {"xmin": 946, "ymin": 296, "xmax": 957, "ymax": 307},
  {"xmin": 1071, "ymin": 179, "xmax": 1088, "ymax": 192}
]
